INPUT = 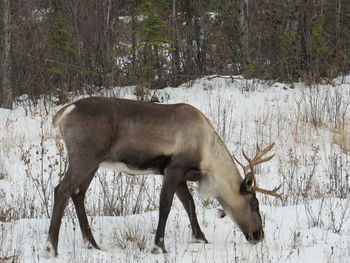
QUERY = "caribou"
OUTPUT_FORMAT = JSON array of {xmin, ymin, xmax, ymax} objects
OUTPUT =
[{"xmin": 43, "ymin": 97, "xmax": 281, "ymax": 258}]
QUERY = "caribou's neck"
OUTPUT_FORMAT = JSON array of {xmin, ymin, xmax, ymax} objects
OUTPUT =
[{"xmin": 199, "ymin": 131, "xmax": 243, "ymax": 199}]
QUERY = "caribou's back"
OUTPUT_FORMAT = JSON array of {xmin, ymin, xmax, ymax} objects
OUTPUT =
[{"xmin": 56, "ymin": 97, "xmax": 208, "ymax": 175}]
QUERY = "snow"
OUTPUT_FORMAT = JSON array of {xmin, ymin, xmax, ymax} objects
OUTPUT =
[{"xmin": 1, "ymin": 76, "xmax": 350, "ymax": 262}]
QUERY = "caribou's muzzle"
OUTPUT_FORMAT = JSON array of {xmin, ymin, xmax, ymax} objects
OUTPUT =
[{"xmin": 244, "ymin": 228, "xmax": 264, "ymax": 244}]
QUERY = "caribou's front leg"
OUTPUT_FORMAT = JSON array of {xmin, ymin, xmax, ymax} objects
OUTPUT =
[
  {"xmin": 176, "ymin": 181, "xmax": 208, "ymax": 243},
  {"xmin": 151, "ymin": 166, "xmax": 183, "ymax": 254}
]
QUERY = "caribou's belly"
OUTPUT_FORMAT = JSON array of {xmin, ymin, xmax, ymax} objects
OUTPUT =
[{"xmin": 99, "ymin": 161, "xmax": 159, "ymax": 175}]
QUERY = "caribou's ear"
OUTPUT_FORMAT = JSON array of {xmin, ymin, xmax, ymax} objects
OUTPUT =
[{"xmin": 240, "ymin": 172, "xmax": 254, "ymax": 194}]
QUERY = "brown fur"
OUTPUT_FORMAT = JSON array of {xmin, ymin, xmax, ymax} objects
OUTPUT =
[{"xmin": 44, "ymin": 97, "xmax": 264, "ymax": 257}]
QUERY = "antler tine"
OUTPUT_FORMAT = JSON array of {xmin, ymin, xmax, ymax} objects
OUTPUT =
[
  {"xmin": 232, "ymin": 154, "xmax": 246, "ymax": 171},
  {"xmin": 242, "ymin": 150, "xmax": 253, "ymax": 172},
  {"xmin": 242, "ymin": 150, "xmax": 257, "ymax": 188},
  {"xmin": 255, "ymin": 185, "xmax": 282, "ymax": 199},
  {"xmin": 252, "ymin": 153, "xmax": 275, "ymax": 166},
  {"xmin": 233, "ymin": 153, "xmax": 253, "ymax": 184},
  {"xmin": 253, "ymin": 143, "xmax": 275, "ymax": 163}
]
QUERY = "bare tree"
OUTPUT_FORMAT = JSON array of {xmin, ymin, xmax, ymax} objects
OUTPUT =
[
  {"xmin": 0, "ymin": 0, "xmax": 12, "ymax": 109},
  {"xmin": 1, "ymin": 0, "xmax": 350, "ymax": 102}
]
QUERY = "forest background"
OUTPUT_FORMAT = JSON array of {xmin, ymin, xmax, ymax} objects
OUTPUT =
[{"xmin": 1, "ymin": 0, "xmax": 350, "ymax": 108}]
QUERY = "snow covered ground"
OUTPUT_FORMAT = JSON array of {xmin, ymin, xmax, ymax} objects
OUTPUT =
[{"xmin": 1, "ymin": 76, "xmax": 350, "ymax": 262}]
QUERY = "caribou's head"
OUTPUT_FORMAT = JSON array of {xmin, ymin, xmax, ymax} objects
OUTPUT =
[{"xmin": 220, "ymin": 143, "xmax": 282, "ymax": 244}]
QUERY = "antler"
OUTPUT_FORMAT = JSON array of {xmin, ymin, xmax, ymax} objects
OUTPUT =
[
  {"xmin": 255, "ymin": 185, "xmax": 282, "ymax": 199},
  {"xmin": 233, "ymin": 143, "xmax": 282, "ymax": 198}
]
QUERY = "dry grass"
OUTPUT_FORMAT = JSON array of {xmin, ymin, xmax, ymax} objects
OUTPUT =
[
  {"xmin": 1, "ymin": 79, "xmax": 350, "ymax": 262},
  {"xmin": 112, "ymin": 222, "xmax": 151, "ymax": 251},
  {"xmin": 332, "ymin": 125, "xmax": 350, "ymax": 153}
]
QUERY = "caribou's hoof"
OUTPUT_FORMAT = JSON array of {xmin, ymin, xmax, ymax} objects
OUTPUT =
[
  {"xmin": 84, "ymin": 241, "xmax": 100, "ymax": 250},
  {"xmin": 192, "ymin": 236, "xmax": 208, "ymax": 244},
  {"xmin": 151, "ymin": 245, "xmax": 167, "ymax": 254},
  {"xmin": 42, "ymin": 241, "xmax": 57, "ymax": 258}
]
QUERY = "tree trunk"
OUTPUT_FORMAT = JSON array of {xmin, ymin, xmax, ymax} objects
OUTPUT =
[
  {"xmin": 103, "ymin": 0, "xmax": 113, "ymax": 87},
  {"xmin": 131, "ymin": 1, "xmax": 136, "ymax": 73},
  {"xmin": 239, "ymin": 0, "xmax": 249, "ymax": 66},
  {"xmin": 171, "ymin": 0, "xmax": 181, "ymax": 81},
  {"xmin": 1, "ymin": 0, "xmax": 12, "ymax": 109},
  {"xmin": 298, "ymin": 0, "xmax": 310, "ymax": 73}
]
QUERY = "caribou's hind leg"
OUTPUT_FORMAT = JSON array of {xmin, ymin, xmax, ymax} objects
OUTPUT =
[
  {"xmin": 43, "ymin": 177, "xmax": 71, "ymax": 258},
  {"xmin": 176, "ymin": 181, "xmax": 208, "ymax": 243},
  {"xmin": 71, "ymin": 168, "xmax": 99, "ymax": 250},
  {"xmin": 43, "ymin": 161, "xmax": 99, "ymax": 258}
]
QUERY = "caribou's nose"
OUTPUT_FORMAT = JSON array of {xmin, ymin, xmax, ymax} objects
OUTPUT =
[
  {"xmin": 253, "ymin": 229, "xmax": 264, "ymax": 241},
  {"xmin": 245, "ymin": 229, "xmax": 264, "ymax": 244}
]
